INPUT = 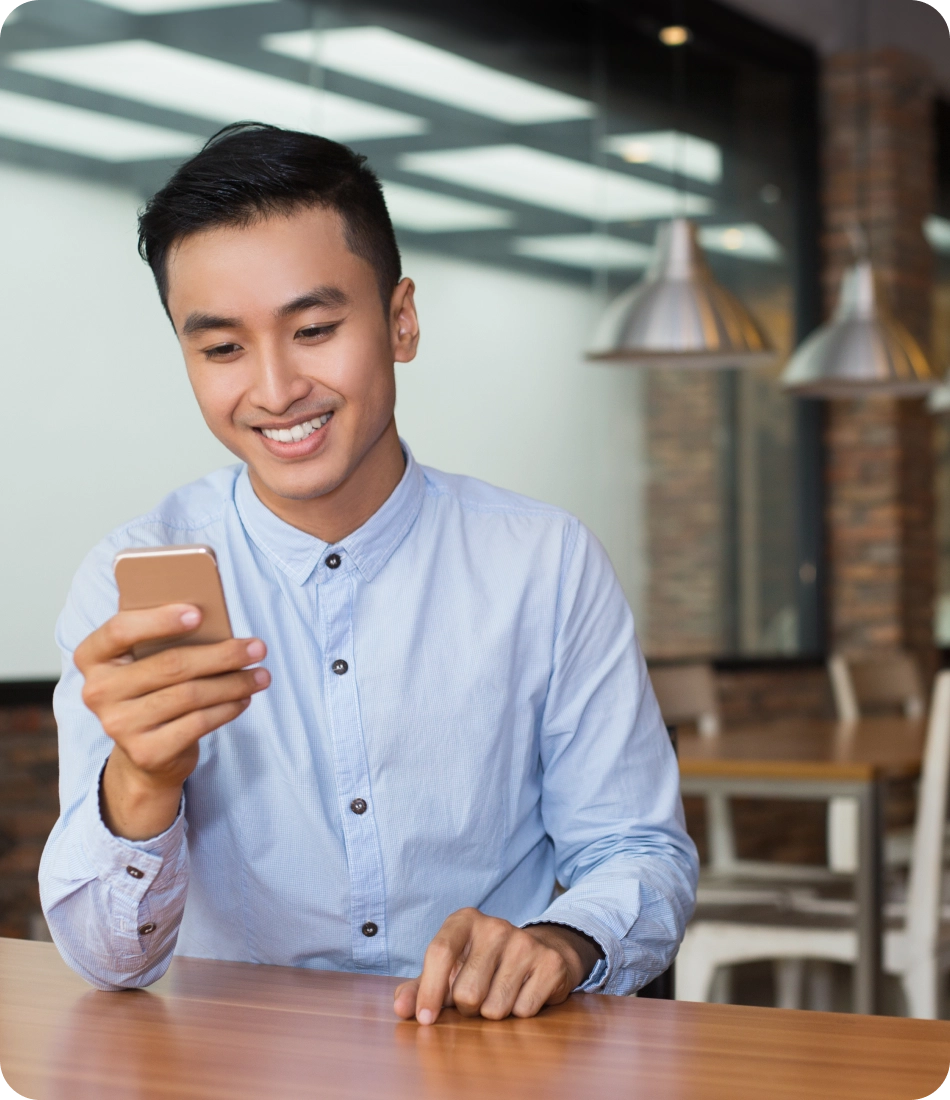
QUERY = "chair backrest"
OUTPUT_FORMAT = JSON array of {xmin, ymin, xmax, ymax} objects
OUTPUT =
[
  {"xmin": 649, "ymin": 663, "xmax": 720, "ymax": 738},
  {"xmin": 906, "ymin": 670, "xmax": 950, "ymax": 953},
  {"xmin": 827, "ymin": 651, "xmax": 925, "ymax": 721}
]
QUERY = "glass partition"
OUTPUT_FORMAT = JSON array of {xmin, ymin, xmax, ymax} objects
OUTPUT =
[{"xmin": 0, "ymin": 0, "xmax": 820, "ymax": 677}]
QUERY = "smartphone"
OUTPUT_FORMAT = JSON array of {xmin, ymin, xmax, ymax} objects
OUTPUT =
[{"xmin": 114, "ymin": 544, "xmax": 233, "ymax": 660}]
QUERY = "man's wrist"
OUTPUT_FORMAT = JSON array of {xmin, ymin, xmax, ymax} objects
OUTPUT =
[
  {"xmin": 100, "ymin": 750, "xmax": 184, "ymax": 841},
  {"xmin": 525, "ymin": 922, "xmax": 604, "ymax": 987}
]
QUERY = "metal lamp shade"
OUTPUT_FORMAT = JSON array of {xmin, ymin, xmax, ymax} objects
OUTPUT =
[
  {"xmin": 781, "ymin": 261, "xmax": 937, "ymax": 397},
  {"xmin": 587, "ymin": 217, "xmax": 775, "ymax": 367}
]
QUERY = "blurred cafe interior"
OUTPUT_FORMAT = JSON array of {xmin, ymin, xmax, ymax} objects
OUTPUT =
[{"xmin": 3, "ymin": 0, "xmax": 950, "ymax": 1025}]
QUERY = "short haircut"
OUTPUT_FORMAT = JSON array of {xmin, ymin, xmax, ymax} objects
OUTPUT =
[{"xmin": 137, "ymin": 122, "xmax": 402, "ymax": 317}]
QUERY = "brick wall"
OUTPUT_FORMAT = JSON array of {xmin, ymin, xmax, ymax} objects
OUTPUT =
[
  {"xmin": 821, "ymin": 49, "xmax": 938, "ymax": 684},
  {"xmin": 643, "ymin": 370, "xmax": 725, "ymax": 656},
  {"xmin": 0, "ymin": 703, "xmax": 58, "ymax": 939}
]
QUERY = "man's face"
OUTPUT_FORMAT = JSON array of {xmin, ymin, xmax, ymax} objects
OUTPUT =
[{"xmin": 166, "ymin": 205, "xmax": 418, "ymax": 504}]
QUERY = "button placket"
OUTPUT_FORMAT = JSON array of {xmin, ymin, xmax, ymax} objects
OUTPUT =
[{"xmin": 319, "ymin": 570, "xmax": 389, "ymax": 970}]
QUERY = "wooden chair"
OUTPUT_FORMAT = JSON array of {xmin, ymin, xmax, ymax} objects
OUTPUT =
[
  {"xmin": 675, "ymin": 670, "xmax": 950, "ymax": 1018},
  {"xmin": 827, "ymin": 652, "xmax": 927, "ymax": 873},
  {"xmin": 650, "ymin": 664, "xmax": 736, "ymax": 871}
]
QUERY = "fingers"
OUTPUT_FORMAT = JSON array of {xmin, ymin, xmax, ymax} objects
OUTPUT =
[
  {"xmin": 393, "ymin": 979, "xmax": 420, "ymax": 1020},
  {"xmin": 75, "ymin": 605, "xmax": 202, "ymax": 670},
  {"xmin": 447, "ymin": 918, "xmax": 511, "ymax": 1017},
  {"xmin": 105, "ymin": 667, "xmax": 269, "ymax": 739},
  {"xmin": 414, "ymin": 909, "xmax": 478, "ymax": 1025},
  {"xmin": 122, "ymin": 698, "xmax": 253, "ymax": 772}
]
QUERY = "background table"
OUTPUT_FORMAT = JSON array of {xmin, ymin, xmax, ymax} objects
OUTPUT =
[
  {"xmin": 2, "ymin": 939, "xmax": 948, "ymax": 1100},
  {"xmin": 678, "ymin": 716, "xmax": 926, "ymax": 1015}
]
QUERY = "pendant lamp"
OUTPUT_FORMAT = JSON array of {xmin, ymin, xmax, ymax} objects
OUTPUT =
[
  {"xmin": 780, "ymin": 260, "xmax": 936, "ymax": 397},
  {"xmin": 586, "ymin": 217, "xmax": 775, "ymax": 367}
]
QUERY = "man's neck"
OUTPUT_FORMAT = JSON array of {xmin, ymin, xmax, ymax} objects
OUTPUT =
[{"xmin": 247, "ymin": 421, "xmax": 406, "ymax": 544}]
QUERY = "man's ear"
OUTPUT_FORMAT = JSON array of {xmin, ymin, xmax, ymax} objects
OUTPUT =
[{"xmin": 390, "ymin": 277, "xmax": 420, "ymax": 363}]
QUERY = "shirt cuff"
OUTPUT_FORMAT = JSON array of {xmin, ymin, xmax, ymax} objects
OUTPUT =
[{"xmin": 77, "ymin": 767, "xmax": 187, "ymax": 933}]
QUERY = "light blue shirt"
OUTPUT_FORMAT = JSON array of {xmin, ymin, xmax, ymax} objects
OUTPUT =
[{"xmin": 40, "ymin": 444, "xmax": 697, "ymax": 995}]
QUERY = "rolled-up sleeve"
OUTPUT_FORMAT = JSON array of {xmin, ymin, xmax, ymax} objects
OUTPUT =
[
  {"xmin": 524, "ymin": 522, "xmax": 698, "ymax": 995},
  {"xmin": 38, "ymin": 537, "xmax": 190, "ymax": 990}
]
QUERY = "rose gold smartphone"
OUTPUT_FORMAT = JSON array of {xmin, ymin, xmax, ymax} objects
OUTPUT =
[{"xmin": 113, "ymin": 545, "xmax": 233, "ymax": 660}]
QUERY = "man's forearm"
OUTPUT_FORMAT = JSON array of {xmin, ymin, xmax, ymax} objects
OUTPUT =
[{"xmin": 40, "ymin": 769, "xmax": 189, "ymax": 990}]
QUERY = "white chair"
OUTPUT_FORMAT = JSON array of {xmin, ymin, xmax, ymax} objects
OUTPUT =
[
  {"xmin": 651, "ymin": 662, "xmax": 809, "ymax": 1003},
  {"xmin": 675, "ymin": 669, "xmax": 950, "ymax": 1018},
  {"xmin": 827, "ymin": 652, "xmax": 927, "ymax": 873}
]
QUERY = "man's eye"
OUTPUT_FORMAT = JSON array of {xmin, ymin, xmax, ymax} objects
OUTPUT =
[
  {"xmin": 297, "ymin": 324, "xmax": 337, "ymax": 340},
  {"xmin": 205, "ymin": 343, "xmax": 241, "ymax": 359}
]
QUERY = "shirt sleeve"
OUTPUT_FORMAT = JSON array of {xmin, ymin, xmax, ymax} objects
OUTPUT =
[
  {"xmin": 38, "ymin": 536, "xmax": 190, "ymax": 991},
  {"xmin": 523, "ymin": 521, "xmax": 699, "ymax": 996}
]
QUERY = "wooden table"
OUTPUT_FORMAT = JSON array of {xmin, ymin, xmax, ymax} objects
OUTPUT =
[
  {"xmin": 678, "ymin": 716, "xmax": 927, "ymax": 1016},
  {"xmin": 2, "ymin": 940, "xmax": 948, "ymax": 1100}
]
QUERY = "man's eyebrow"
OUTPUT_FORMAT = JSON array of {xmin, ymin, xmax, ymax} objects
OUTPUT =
[
  {"xmin": 181, "ymin": 312, "xmax": 240, "ymax": 337},
  {"xmin": 276, "ymin": 285, "xmax": 350, "ymax": 318}
]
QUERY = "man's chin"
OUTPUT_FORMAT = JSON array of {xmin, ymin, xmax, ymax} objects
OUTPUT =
[{"xmin": 249, "ymin": 465, "xmax": 344, "ymax": 504}]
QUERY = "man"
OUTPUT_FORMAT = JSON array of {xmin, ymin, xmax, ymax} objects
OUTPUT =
[{"xmin": 40, "ymin": 123, "xmax": 697, "ymax": 1024}]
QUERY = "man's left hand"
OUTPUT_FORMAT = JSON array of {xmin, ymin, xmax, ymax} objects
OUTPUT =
[{"xmin": 393, "ymin": 908, "xmax": 603, "ymax": 1024}]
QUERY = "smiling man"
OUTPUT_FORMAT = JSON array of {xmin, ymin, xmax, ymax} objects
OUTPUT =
[{"xmin": 39, "ymin": 123, "xmax": 697, "ymax": 1023}]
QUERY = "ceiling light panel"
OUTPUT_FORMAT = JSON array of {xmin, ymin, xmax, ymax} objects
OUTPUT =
[
  {"xmin": 5, "ymin": 41, "xmax": 427, "ymax": 142},
  {"xmin": 925, "ymin": 215, "xmax": 950, "ymax": 254},
  {"xmin": 604, "ymin": 130, "xmax": 722, "ymax": 184},
  {"xmin": 699, "ymin": 223, "xmax": 783, "ymax": 261},
  {"xmin": 399, "ymin": 145, "xmax": 712, "ymax": 221},
  {"xmin": 381, "ymin": 181, "xmax": 513, "ymax": 232},
  {"xmin": 89, "ymin": 0, "xmax": 280, "ymax": 12},
  {"xmin": 263, "ymin": 26, "xmax": 593, "ymax": 125},
  {"xmin": 514, "ymin": 233, "xmax": 653, "ymax": 270},
  {"xmin": 0, "ymin": 89, "xmax": 203, "ymax": 161}
]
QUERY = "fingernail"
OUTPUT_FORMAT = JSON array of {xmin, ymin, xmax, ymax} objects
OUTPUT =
[
  {"xmin": 180, "ymin": 609, "xmax": 201, "ymax": 628},
  {"xmin": 417, "ymin": 1009, "xmax": 433, "ymax": 1026},
  {"xmin": 253, "ymin": 668, "xmax": 270, "ymax": 686},
  {"xmin": 246, "ymin": 640, "xmax": 265, "ymax": 661},
  {"xmin": 240, "ymin": 697, "xmax": 251, "ymax": 708}
]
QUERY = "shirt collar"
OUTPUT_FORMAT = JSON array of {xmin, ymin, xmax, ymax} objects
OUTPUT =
[{"xmin": 234, "ymin": 441, "xmax": 426, "ymax": 587}]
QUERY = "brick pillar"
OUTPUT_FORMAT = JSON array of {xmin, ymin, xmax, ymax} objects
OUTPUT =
[
  {"xmin": 643, "ymin": 370, "xmax": 724, "ymax": 657},
  {"xmin": 822, "ymin": 50, "xmax": 937, "ymax": 680}
]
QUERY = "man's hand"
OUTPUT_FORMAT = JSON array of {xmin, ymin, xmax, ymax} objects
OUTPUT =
[
  {"xmin": 75, "ymin": 604, "xmax": 270, "ymax": 842},
  {"xmin": 393, "ymin": 908, "xmax": 603, "ymax": 1024}
]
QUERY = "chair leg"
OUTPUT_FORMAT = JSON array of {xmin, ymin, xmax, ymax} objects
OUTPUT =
[
  {"xmin": 807, "ymin": 961, "xmax": 835, "ymax": 1012},
  {"xmin": 710, "ymin": 966, "xmax": 733, "ymax": 1004},
  {"xmin": 902, "ymin": 960, "xmax": 939, "ymax": 1019},
  {"xmin": 674, "ymin": 935, "xmax": 720, "ymax": 1003},
  {"xmin": 774, "ymin": 958, "xmax": 805, "ymax": 1010}
]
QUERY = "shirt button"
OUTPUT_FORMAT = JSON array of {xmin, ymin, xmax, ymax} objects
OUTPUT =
[
  {"xmin": 138, "ymin": 923, "xmax": 157, "ymax": 935},
  {"xmin": 126, "ymin": 866, "xmax": 144, "ymax": 879},
  {"xmin": 332, "ymin": 659, "xmax": 348, "ymax": 675},
  {"xmin": 361, "ymin": 921, "xmax": 378, "ymax": 938},
  {"xmin": 325, "ymin": 553, "xmax": 341, "ymax": 569},
  {"xmin": 350, "ymin": 798, "xmax": 367, "ymax": 815}
]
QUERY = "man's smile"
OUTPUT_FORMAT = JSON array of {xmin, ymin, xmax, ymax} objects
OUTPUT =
[{"xmin": 253, "ymin": 410, "xmax": 334, "ymax": 457}]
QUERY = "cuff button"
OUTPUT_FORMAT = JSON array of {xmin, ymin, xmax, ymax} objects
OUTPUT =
[{"xmin": 126, "ymin": 866, "xmax": 144, "ymax": 879}]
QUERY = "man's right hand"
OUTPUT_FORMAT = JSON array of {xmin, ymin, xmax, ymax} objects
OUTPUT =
[{"xmin": 74, "ymin": 605, "xmax": 269, "ymax": 842}]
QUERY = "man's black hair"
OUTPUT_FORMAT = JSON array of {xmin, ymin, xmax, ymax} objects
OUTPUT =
[{"xmin": 137, "ymin": 122, "xmax": 402, "ymax": 317}]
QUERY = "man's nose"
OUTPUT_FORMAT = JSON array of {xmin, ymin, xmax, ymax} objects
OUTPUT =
[{"xmin": 249, "ymin": 346, "xmax": 312, "ymax": 414}]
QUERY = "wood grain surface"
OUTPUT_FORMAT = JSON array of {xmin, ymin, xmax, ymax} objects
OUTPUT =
[
  {"xmin": 678, "ymin": 717, "xmax": 926, "ymax": 781},
  {"xmin": 2, "ymin": 939, "xmax": 948, "ymax": 1099}
]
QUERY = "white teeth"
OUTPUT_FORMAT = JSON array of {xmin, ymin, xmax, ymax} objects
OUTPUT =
[{"xmin": 261, "ymin": 412, "xmax": 332, "ymax": 442}]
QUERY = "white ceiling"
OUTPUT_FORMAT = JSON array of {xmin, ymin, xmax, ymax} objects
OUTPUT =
[{"xmin": 720, "ymin": 0, "xmax": 950, "ymax": 94}]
